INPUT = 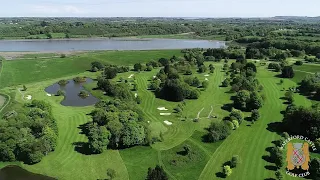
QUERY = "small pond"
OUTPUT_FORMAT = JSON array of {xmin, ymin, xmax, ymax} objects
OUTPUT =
[
  {"xmin": 0, "ymin": 165, "xmax": 56, "ymax": 180},
  {"xmin": 45, "ymin": 78, "xmax": 99, "ymax": 107}
]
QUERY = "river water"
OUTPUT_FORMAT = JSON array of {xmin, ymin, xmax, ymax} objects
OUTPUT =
[{"xmin": 0, "ymin": 38, "xmax": 225, "ymax": 51}]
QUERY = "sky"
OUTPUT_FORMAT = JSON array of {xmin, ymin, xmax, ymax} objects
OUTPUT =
[{"xmin": 0, "ymin": 0, "xmax": 319, "ymax": 17}]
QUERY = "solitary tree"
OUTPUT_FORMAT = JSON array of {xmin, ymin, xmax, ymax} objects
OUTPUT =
[
  {"xmin": 251, "ymin": 109, "xmax": 260, "ymax": 122},
  {"xmin": 285, "ymin": 91, "xmax": 294, "ymax": 104},
  {"xmin": 230, "ymin": 155, "xmax": 240, "ymax": 168},
  {"xmin": 223, "ymin": 165, "xmax": 232, "ymax": 177},
  {"xmin": 107, "ymin": 168, "xmax": 116, "ymax": 180},
  {"xmin": 281, "ymin": 66, "xmax": 295, "ymax": 78}
]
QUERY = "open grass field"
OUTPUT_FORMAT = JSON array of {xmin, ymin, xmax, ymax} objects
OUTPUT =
[
  {"xmin": 26, "ymin": 33, "xmax": 66, "ymax": 39},
  {"xmin": 134, "ymin": 34, "xmax": 226, "ymax": 41},
  {"xmin": 292, "ymin": 63, "xmax": 320, "ymax": 83},
  {"xmin": 0, "ymin": 52, "xmax": 318, "ymax": 180},
  {"xmin": 0, "ymin": 50, "xmax": 181, "ymax": 88}
]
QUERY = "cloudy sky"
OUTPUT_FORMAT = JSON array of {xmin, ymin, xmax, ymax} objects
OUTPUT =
[{"xmin": 0, "ymin": 0, "xmax": 319, "ymax": 17}]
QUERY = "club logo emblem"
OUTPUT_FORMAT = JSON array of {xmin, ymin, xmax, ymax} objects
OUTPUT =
[{"xmin": 286, "ymin": 142, "xmax": 309, "ymax": 171}]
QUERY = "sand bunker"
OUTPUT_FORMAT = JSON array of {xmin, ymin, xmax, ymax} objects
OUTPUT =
[
  {"xmin": 147, "ymin": 121, "xmax": 150, "ymax": 123},
  {"xmin": 153, "ymin": 76, "xmax": 156, "ymax": 79},
  {"xmin": 128, "ymin": 74, "xmax": 134, "ymax": 78},
  {"xmin": 26, "ymin": 95, "xmax": 32, "ymax": 100},
  {"xmin": 160, "ymin": 113, "xmax": 171, "ymax": 116},
  {"xmin": 157, "ymin": 107, "xmax": 168, "ymax": 111},
  {"xmin": 204, "ymin": 74, "xmax": 210, "ymax": 77},
  {"xmin": 135, "ymin": 93, "xmax": 138, "ymax": 98},
  {"xmin": 164, "ymin": 120, "xmax": 173, "ymax": 125},
  {"xmin": 205, "ymin": 78, "xmax": 209, "ymax": 81},
  {"xmin": 46, "ymin": 93, "xmax": 52, "ymax": 97}
]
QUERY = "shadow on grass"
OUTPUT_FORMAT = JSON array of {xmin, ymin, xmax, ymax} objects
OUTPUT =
[
  {"xmin": 265, "ymin": 178, "xmax": 276, "ymax": 180},
  {"xmin": 221, "ymin": 103, "xmax": 233, "ymax": 112},
  {"xmin": 265, "ymin": 165, "xmax": 277, "ymax": 171},
  {"xmin": 266, "ymin": 122, "xmax": 283, "ymax": 135},
  {"xmin": 72, "ymin": 142, "xmax": 95, "ymax": 155},
  {"xmin": 262, "ymin": 155, "xmax": 274, "ymax": 163},
  {"xmin": 215, "ymin": 172, "xmax": 226, "ymax": 178},
  {"xmin": 78, "ymin": 122, "xmax": 91, "ymax": 136}
]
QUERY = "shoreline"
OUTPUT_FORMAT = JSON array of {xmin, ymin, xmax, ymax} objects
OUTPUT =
[{"xmin": 0, "ymin": 36, "xmax": 225, "ymax": 42}]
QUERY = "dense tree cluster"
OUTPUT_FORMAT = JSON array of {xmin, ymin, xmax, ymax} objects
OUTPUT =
[
  {"xmin": 234, "ymin": 90, "xmax": 263, "ymax": 111},
  {"xmin": 299, "ymin": 73, "xmax": 320, "ymax": 100},
  {"xmin": 268, "ymin": 63, "xmax": 282, "ymax": 72},
  {"xmin": 97, "ymin": 78, "xmax": 134, "ymax": 101},
  {"xmin": 0, "ymin": 100, "xmax": 58, "ymax": 164},
  {"xmin": 84, "ymin": 99, "xmax": 147, "ymax": 152},
  {"xmin": 283, "ymin": 105, "xmax": 320, "ymax": 140},
  {"xmin": 103, "ymin": 65, "xmax": 130, "ymax": 79},
  {"xmin": 150, "ymin": 65, "xmax": 202, "ymax": 102}
]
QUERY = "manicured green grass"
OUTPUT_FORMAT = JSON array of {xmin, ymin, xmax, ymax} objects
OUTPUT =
[
  {"xmin": 134, "ymin": 34, "xmax": 226, "ymax": 41},
  {"xmin": 26, "ymin": 33, "xmax": 66, "ymax": 39},
  {"xmin": 293, "ymin": 64, "xmax": 320, "ymax": 73},
  {"xmin": 199, "ymin": 66, "xmax": 312, "ymax": 180},
  {"xmin": 292, "ymin": 63, "xmax": 320, "ymax": 83},
  {"xmin": 0, "ymin": 50, "xmax": 181, "ymax": 89}
]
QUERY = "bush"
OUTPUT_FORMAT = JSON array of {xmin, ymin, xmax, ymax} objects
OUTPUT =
[
  {"xmin": 73, "ymin": 76, "xmax": 86, "ymax": 83},
  {"xmin": 146, "ymin": 165, "xmax": 168, "ymax": 180},
  {"xmin": 78, "ymin": 90, "xmax": 89, "ymax": 98},
  {"xmin": 295, "ymin": 60, "xmax": 303, "ymax": 66},
  {"xmin": 60, "ymin": 54, "xmax": 66, "ymax": 58},
  {"xmin": 107, "ymin": 168, "xmax": 116, "ymax": 180},
  {"xmin": 221, "ymin": 78, "xmax": 230, "ymax": 87},
  {"xmin": 230, "ymin": 108, "xmax": 244, "ymax": 124},
  {"xmin": 56, "ymin": 90, "xmax": 65, "ymax": 96},
  {"xmin": 230, "ymin": 155, "xmax": 240, "ymax": 168},
  {"xmin": 251, "ymin": 109, "xmax": 260, "ymax": 122},
  {"xmin": 205, "ymin": 121, "xmax": 232, "ymax": 142},
  {"xmin": 202, "ymin": 80, "xmax": 209, "ymax": 89},
  {"xmin": 58, "ymin": 79, "xmax": 69, "ymax": 86},
  {"xmin": 232, "ymin": 120, "xmax": 239, "ymax": 129},
  {"xmin": 223, "ymin": 165, "xmax": 232, "ymax": 177}
]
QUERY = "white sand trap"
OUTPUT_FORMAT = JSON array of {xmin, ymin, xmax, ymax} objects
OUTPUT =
[
  {"xmin": 157, "ymin": 107, "xmax": 168, "ymax": 111},
  {"xmin": 128, "ymin": 74, "xmax": 134, "ymax": 78},
  {"xmin": 205, "ymin": 78, "xmax": 209, "ymax": 81},
  {"xmin": 135, "ymin": 93, "xmax": 138, "ymax": 98},
  {"xmin": 26, "ymin": 95, "xmax": 32, "ymax": 100},
  {"xmin": 160, "ymin": 113, "xmax": 171, "ymax": 116},
  {"xmin": 147, "ymin": 121, "xmax": 150, "ymax": 123},
  {"xmin": 164, "ymin": 120, "xmax": 173, "ymax": 125},
  {"xmin": 46, "ymin": 93, "xmax": 52, "ymax": 97},
  {"xmin": 204, "ymin": 74, "xmax": 210, "ymax": 77}
]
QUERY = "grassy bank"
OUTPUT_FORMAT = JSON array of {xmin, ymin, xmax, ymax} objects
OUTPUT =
[{"xmin": 0, "ymin": 50, "xmax": 181, "ymax": 89}]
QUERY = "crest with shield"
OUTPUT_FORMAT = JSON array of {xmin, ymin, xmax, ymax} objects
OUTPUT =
[{"xmin": 286, "ymin": 142, "xmax": 310, "ymax": 171}]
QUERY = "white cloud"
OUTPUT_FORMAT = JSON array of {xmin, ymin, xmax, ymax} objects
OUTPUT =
[{"xmin": 31, "ymin": 4, "xmax": 84, "ymax": 15}]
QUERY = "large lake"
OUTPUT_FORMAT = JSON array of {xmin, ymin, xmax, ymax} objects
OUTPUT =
[{"xmin": 0, "ymin": 38, "xmax": 225, "ymax": 51}]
